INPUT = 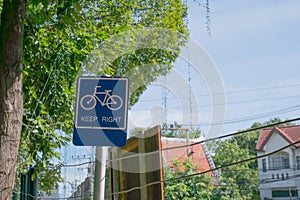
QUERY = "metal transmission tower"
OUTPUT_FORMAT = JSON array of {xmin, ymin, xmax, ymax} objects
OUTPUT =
[
  {"xmin": 161, "ymin": 75, "xmax": 169, "ymax": 130},
  {"xmin": 185, "ymin": 0, "xmax": 193, "ymax": 131}
]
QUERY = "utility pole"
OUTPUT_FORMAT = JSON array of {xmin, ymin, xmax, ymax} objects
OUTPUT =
[
  {"xmin": 186, "ymin": 129, "xmax": 190, "ymax": 155},
  {"xmin": 94, "ymin": 146, "xmax": 106, "ymax": 200}
]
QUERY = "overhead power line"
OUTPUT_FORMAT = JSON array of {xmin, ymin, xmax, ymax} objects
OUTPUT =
[
  {"xmin": 20, "ymin": 117, "xmax": 300, "ymax": 198},
  {"xmin": 59, "ymin": 161, "xmax": 94, "ymax": 167},
  {"xmin": 131, "ymin": 104, "xmax": 300, "ymax": 127},
  {"xmin": 106, "ymin": 139, "xmax": 300, "ymax": 198},
  {"xmin": 106, "ymin": 117, "xmax": 300, "ymax": 163},
  {"xmin": 190, "ymin": 105, "xmax": 300, "ymax": 126},
  {"xmin": 52, "ymin": 117, "xmax": 300, "ymax": 167},
  {"xmin": 132, "ymin": 95, "xmax": 300, "ymax": 110},
  {"xmin": 137, "ymin": 82, "xmax": 300, "ymax": 102}
]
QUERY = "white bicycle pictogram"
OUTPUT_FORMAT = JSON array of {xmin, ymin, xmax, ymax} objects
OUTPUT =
[{"xmin": 80, "ymin": 86, "xmax": 123, "ymax": 111}]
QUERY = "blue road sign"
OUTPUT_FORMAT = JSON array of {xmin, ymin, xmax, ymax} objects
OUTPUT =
[{"xmin": 73, "ymin": 76, "xmax": 129, "ymax": 146}]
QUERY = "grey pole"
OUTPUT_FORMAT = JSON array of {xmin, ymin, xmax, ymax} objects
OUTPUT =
[{"xmin": 94, "ymin": 146, "xmax": 106, "ymax": 200}]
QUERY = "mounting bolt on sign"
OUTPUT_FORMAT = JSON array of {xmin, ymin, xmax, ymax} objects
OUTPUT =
[{"xmin": 73, "ymin": 76, "xmax": 130, "ymax": 146}]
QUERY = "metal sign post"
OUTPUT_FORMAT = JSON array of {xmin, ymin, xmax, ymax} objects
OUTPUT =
[
  {"xmin": 94, "ymin": 146, "xmax": 106, "ymax": 200},
  {"xmin": 73, "ymin": 76, "xmax": 129, "ymax": 200}
]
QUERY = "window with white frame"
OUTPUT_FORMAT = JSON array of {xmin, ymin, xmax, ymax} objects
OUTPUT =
[
  {"xmin": 269, "ymin": 152, "xmax": 290, "ymax": 170},
  {"xmin": 262, "ymin": 158, "xmax": 267, "ymax": 172},
  {"xmin": 272, "ymin": 189, "xmax": 298, "ymax": 198},
  {"xmin": 297, "ymin": 156, "xmax": 300, "ymax": 170}
]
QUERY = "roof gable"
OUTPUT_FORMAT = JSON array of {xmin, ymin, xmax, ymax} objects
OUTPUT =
[
  {"xmin": 161, "ymin": 137, "xmax": 213, "ymax": 174},
  {"xmin": 256, "ymin": 125, "xmax": 300, "ymax": 151}
]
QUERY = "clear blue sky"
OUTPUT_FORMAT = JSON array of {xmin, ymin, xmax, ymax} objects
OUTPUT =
[{"xmin": 130, "ymin": 0, "xmax": 300, "ymax": 138}]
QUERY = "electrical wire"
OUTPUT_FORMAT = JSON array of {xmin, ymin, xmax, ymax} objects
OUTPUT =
[
  {"xmin": 26, "ymin": 118, "xmax": 300, "ymax": 197},
  {"xmin": 106, "ymin": 139, "xmax": 300, "ymax": 197},
  {"xmin": 49, "ymin": 117, "xmax": 300, "ymax": 167},
  {"xmin": 131, "ymin": 103, "xmax": 300, "ymax": 127},
  {"xmin": 176, "ymin": 105, "xmax": 300, "ymax": 127},
  {"xmin": 194, "ymin": 105, "xmax": 300, "ymax": 126},
  {"xmin": 105, "ymin": 117, "xmax": 300, "ymax": 164},
  {"xmin": 13, "ymin": 191, "xmax": 36, "ymax": 199},
  {"xmin": 132, "ymin": 96, "xmax": 300, "ymax": 111},
  {"xmin": 59, "ymin": 161, "xmax": 94, "ymax": 167},
  {"xmin": 136, "ymin": 82, "xmax": 300, "ymax": 102},
  {"xmin": 18, "ymin": 118, "xmax": 300, "ymax": 198},
  {"xmin": 49, "ymin": 118, "xmax": 300, "ymax": 199}
]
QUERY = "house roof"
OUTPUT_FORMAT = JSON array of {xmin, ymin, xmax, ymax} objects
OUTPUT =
[
  {"xmin": 161, "ymin": 137, "xmax": 214, "ymax": 175},
  {"xmin": 256, "ymin": 125, "xmax": 300, "ymax": 151}
]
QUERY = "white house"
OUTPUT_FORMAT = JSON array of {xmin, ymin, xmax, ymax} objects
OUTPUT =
[{"xmin": 256, "ymin": 125, "xmax": 300, "ymax": 200}]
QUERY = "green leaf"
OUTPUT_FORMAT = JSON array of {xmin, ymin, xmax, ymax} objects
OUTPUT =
[{"xmin": 31, "ymin": 172, "xmax": 36, "ymax": 181}]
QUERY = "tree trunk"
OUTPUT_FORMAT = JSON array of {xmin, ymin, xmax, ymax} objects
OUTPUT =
[{"xmin": 0, "ymin": 0, "xmax": 27, "ymax": 199}]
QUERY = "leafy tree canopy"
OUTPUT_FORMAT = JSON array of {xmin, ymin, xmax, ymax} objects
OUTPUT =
[
  {"xmin": 212, "ymin": 142, "xmax": 259, "ymax": 200},
  {"xmin": 164, "ymin": 158, "xmax": 213, "ymax": 200},
  {"xmin": 2, "ymin": 0, "xmax": 189, "ymax": 193}
]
